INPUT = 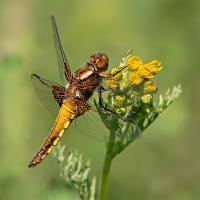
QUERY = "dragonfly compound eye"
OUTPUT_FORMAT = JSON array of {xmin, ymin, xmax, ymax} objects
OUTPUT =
[{"xmin": 90, "ymin": 53, "xmax": 109, "ymax": 71}]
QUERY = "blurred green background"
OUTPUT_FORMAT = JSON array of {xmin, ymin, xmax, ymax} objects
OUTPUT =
[{"xmin": 0, "ymin": 0, "xmax": 199, "ymax": 199}]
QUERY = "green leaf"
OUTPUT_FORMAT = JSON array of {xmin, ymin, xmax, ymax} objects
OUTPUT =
[{"xmin": 53, "ymin": 145, "xmax": 96, "ymax": 200}]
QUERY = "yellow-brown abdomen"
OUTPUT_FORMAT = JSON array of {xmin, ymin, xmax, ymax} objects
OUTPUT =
[{"xmin": 28, "ymin": 98, "xmax": 77, "ymax": 168}]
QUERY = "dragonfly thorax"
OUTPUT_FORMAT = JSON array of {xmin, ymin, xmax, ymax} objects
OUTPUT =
[{"xmin": 66, "ymin": 67, "xmax": 102, "ymax": 101}]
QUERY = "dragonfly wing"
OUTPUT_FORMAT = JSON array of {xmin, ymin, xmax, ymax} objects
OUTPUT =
[
  {"xmin": 72, "ymin": 95, "xmax": 142, "ymax": 142},
  {"xmin": 51, "ymin": 15, "xmax": 72, "ymax": 84},
  {"xmin": 68, "ymin": 97, "xmax": 109, "ymax": 142},
  {"xmin": 31, "ymin": 74, "xmax": 66, "ymax": 115},
  {"xmin": 70, "ymin": 109, "xmax": 109, "ymax": 142}
]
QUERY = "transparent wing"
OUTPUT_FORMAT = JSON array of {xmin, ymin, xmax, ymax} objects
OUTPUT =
[
  {"xmin": 51, "ymin": 15, "xmax": 72, "ymax": 84},
  {"xmin": 31, "ymin": 74, "xmax": 66, "ymax": 115},
  {"xmin": 69, "ymin": 98, "xmax": 110, "ymax": 142}
]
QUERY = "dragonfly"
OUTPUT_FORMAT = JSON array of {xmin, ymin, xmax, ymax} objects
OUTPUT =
[{"xmin": 28, "ymin": 15, "xmax": 126, "ymax": 168}]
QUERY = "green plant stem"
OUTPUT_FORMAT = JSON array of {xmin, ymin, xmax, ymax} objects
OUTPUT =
[
  {"xmin": 99, "ymin": 130, "xmax": 116, "ymax": 200},
  {"xmin": 99, "ymin": 154, "xmax": 112, "ymax": 200}
]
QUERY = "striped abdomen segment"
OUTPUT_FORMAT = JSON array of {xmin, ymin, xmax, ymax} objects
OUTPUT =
[{"xmin": 28, "ymin": 98, "xmax": 77, "ymax": 168}]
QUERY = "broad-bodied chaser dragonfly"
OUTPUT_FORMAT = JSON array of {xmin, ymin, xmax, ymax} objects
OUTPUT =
[{"xmin": 28, "ymin": 16, "xmax": 126, "ymax": 168}]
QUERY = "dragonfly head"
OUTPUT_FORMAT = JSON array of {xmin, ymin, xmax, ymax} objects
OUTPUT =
[{"xmin": 89, "ymin": 53, "xmax": 109, "ymax": 72}]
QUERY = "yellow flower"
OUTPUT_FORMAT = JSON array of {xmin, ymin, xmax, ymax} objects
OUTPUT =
[
  {"xmin": 128, "ymin": 56, "xmax": 143, "ymax": 70},
  {"xmin": 138, "ymin": 67, "xmax": 154, "ymax": 78},
  {"xmin": 143, "ymin": 60, "xmax": 162, "ymax": 76},
  {"xmin": 129, "ymin": 59, "xmax": 162, "ymax": 85},
  {"xmin": 129, "ymin": 71, "xmax": 143, "ymax": 85},
  {"xmin": 104, "ymin": 79, "xmax": 118, "ymax": 89},
  {"xmin": 143, "ymin": 81, "xmax": 157, "ymax": 93},
  {"xmin": 138, "ymin": 60, "xmax": 162, "ymax": 78}
]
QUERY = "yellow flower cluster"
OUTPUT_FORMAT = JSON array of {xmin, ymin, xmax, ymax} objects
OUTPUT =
[
  {"xmin": 102, "ymin": 53, "xmax": 164, "ymax": 116},
  {"xmin": 104, "ymin": 54, "xmax": 162, "ymax": 92},
  {"xmin": 128, "ymin": 56, "xmax": 162, "ymax": 85}
]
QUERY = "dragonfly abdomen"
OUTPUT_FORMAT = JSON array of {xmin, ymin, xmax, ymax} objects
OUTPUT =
[{"xmin": 28, "ymin": 98, "xmax": 77, "ymax": 168}]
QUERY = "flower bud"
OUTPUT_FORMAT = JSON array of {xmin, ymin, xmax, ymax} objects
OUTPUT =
[
  {"xmin": 143, "ymin": 81, "xmax": 157, "ymax": 93},
  {"xmin": 116, "ymin": 107, "xmax": 127, "ymax": 116},
  {"xmin": 114, "ymin": 95, "xmax": 126, "ymax": 107},
  {"xmin": 141, "ymin": 94, "xmax": 152, "ymax": 104}
]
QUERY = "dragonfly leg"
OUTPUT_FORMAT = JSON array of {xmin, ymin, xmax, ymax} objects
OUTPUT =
[
  {"xmin": 98, "ymin": 86, "xmax": 116, "ymax": 114},
  {"xmin": 99, "ymin": 65, "xmax": 126, "ymax": 78}
]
